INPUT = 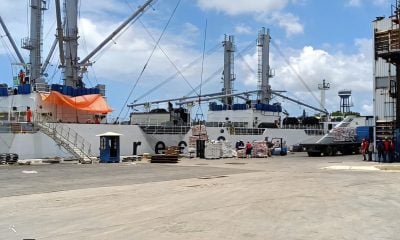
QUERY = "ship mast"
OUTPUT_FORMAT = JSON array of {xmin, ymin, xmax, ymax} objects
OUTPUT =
[
  {"xmin": 21, "ymin": 0, "xmax": 48, "ymax": 84},
  {"xmin": 257, "ymin": 27, "xmax": 272, "ymax": 104},
  {"xmin": 64, "ymin": 0, "xmax": 80, "ymax": 87},
  {"xmin": 62, "ymin": 0, "xmax": 156, "ymax": 88},
  {"xmin": 222, "ymin": 35, "xmax": 235, "ymax": 106}
]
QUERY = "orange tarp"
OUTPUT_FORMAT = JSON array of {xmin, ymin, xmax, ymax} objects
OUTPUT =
[{"xmin": 41, "ymin": 91, "xmax": 113, "ymax": 113}]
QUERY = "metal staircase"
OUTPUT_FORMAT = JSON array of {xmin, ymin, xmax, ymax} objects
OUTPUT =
[{"xmin": 36, "ymin": 120, "xmax": 93, "ymax": 163}]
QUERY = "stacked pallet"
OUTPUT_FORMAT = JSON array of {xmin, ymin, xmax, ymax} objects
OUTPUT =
[
  {"xmin": 205, "ymin": 141, "xmax": 222, "ymax": 159},
  {"xmin": 188, "ymin": 135, "xmax": 208, "ymax": 148},
  {"xmin": 235, "ymin": 141, "xmax": 269, "ymax": 158},
  {"xmin": 221, "ymin": 141, "xmax": 233, "ymax": 158},
  {"xmin": 252, "ymin": 141, "xmax": 270, "ymax": 158},
  {"xmin": 191, "ymin": 124, "xmax": 207, "ymax": 136},
  {"xmin": 150, "ymin": 146, "xmax": 180, "ymax": 163},
  {"xmin": 150, "ymin": 155, "xmax": 179, "ymax": 163},
  {"xmin": 189, "ymin": 125, "xmax": 209, "ymax": 148},
  {"xmin": 165, "ymin": 146, "xmax": 180, "ymax": 156},
  {"xmin": 237, "ymin": 149, "xmax": 246, "ymax": 158}
]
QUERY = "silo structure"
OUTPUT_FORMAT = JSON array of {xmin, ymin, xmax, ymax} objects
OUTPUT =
[{"xmin": 338, "ymin": 90, "xmax": 352, "ymax": 113}]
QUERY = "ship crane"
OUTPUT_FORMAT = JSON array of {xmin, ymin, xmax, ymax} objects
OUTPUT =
[
  {"xmin": 128, "ymin": 90, "xmax": 260, "ymax": 108},
  {"xmin": 0, "ymin": 16, "xmax": 25, "ymax": 65},
  {"xmin": 54, "ymin": 0, "xmax": 157, "ymax": 87},
  {"xmin": 129, "ymin": 27, "xmax": 329, "ymax": 115},
  {"xmin": 78, "ymin": 0, "xmax": 157, "ymax": 67},
  {"xmin": 128, "ymin": 89, "xmax": 328, "ymax": 115}
]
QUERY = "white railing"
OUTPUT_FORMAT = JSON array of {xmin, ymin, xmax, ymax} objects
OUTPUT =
[
  {"xmin": 36, "ymin": 117, "xmax": 92, "ymax": 159},
  {"xmin": 139, "ymin": 125, "xmax": 191, "ymax": 134},
  {"xmin": 0, "ymin": 122, "xmax": 38, "ymax": 133}
]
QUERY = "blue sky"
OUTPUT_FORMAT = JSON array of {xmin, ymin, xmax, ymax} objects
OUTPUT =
[{"xmin": 0, "ymin": 0, "xmax": 393, "ymax": 120}]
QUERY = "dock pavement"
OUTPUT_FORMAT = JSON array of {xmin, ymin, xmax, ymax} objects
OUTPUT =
[{"xmin": 1, "ymin": 152, "xmax": 400, "ymax": 239}]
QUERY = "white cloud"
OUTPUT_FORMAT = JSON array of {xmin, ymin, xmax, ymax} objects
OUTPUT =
[
  {"xmin": 256, "ymin": 12, "xmax": 304, "ymax": 37},
  {"xmin": 347, "ymin": 0, "xmax": 390, "ymax": 6},
  {"xmin": 362, "ymin": 103, "xmax": 373, "ymax": 115},
  {"xmin": 235, "ymin": 25, "xmax": 253, "ymax": 35},
  {"xmin": 236, "ymin": 39, "xmax": 372, "ymax": 115},
  {"xmin": 196, "ymin": 0, "xmax": 288, "ymax": 15},
  {"xmin": 182, "ymin": 23, "xmax": 200, "ymax": 36},
  {"xmin": 292, "ymin": 0, "xmax": 308, "ymax": 5},
  {"xmin": 197, "ymin": 0, "xmax": 304, "ymax": 37},
  {"xmin": 347, "ymin": 0, "xmax": 362, "ymax": 6},
  {"xmin": 270, "ymin": 12, "xmax": 304, "ymax": 37}
]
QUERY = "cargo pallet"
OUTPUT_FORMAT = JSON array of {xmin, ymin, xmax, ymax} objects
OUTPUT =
[{"xmin": 150, "ymin": 154, "xmax": 179, "ymax": 163}]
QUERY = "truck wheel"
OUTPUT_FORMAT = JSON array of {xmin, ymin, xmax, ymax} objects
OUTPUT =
[
  {"xmin": 308, "ymin": 152, "xmax": 321, "ymax": 157},
  {"xmin": 342, "ymin": 148, "xmax": 352, "ymax": 155},
  {"xmin": 325, "ymin": 146, "xmax": 334, "ymax": 156},
  {"xmin": 331, "ymin": 147, "xmax": 336, "ymax": 156},
  {"xmin": 354, "ymin": 147, "xmax": 360, "ymax": 154}
]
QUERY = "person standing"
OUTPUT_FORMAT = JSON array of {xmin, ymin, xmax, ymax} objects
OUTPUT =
[
  {"xmin": 361, "ymin": 139, "xmax": 368, "ymax": 161},
  {"xmin": 376, "ymin": 139, "xmax": 384, "ymax": 163},
  {"xmin": 389, "ymin": 139, "xmax": 395, "ymax": 163},
  {"xmin": 368, "ymin": 140, "xmax": 374, "ymax": 161},
  {"xmin": 26, "ymin": 106, "xmax": 32, "ymax": 123},
  {"xmin": 245, "ymin": 141, "xmax": 252, "ymax": 158},
  {"xmin": 383, "ymin": 138, "xmax": 390, "ymax": 163},
  {"xmin": 18, "ymin": 69, "xmax": 25, "ymax": 85}
]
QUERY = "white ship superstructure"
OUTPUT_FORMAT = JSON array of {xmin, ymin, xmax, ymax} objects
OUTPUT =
[{"xmin": 0, "ymin": 0, "xmax": 329, "ymax": 160}]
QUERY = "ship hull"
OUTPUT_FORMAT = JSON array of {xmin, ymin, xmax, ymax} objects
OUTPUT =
[{"xmin": 0, "ymin": 123, "xmax": 316, "ymax": 159}]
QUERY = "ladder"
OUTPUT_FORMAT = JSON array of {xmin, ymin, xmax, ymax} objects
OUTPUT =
[{"xmin": 36, "ymin": 120, "xmax": 93, "ymax": 163}]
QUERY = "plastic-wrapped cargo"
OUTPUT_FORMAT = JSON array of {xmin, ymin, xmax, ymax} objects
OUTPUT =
[
  {"xmin": 237, "ymin": 149, "xmax": 246, "ymax": 158},
  {"xmin": 192, "ymin": 124, "xmax": 207, "ymax": 136},
  {"xmin": 189, "ymin": 135, "xmax": 209, "ymax": 148},
  {"xmin": 205, "ymin": 141, "xmax": 222, "ymax": 159},
  {"xmin": 252, "ymin": 141, "xmax": 269, "ymax": 158},
  {"xmin": 221, "ymin": 141, "xmax": 233, "ymax": 158},
  {"xmin": 332, "ymin": 127, "xmax": 356, "ymax": 142}
]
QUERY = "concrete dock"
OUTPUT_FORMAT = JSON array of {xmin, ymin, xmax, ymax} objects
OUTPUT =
[{"xmin": 1, "ymin": 152, "xmax": 400, "ymax": 239}]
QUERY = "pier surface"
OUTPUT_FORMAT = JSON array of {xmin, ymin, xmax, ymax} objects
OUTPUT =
[{"xmin": 1, "ymin": 153, "xmax": 399, "ymax": 239}]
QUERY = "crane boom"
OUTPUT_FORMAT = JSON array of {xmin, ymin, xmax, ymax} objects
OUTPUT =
[
  {"xmin": 0, "ymin": 16, "xmax": 25, "ymax": 64},
  {"xmin": 55, "ymin": 0, "xmax": 65, "ymax": 67},
  {"xmin": 79, "ymin": 0, "xmax": 156, "ymax": 66},
  {"xmin": 273, "ymin": 92, "xmax": 328, "ymax": 115}
]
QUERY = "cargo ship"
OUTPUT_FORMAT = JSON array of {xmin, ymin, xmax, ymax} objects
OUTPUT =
[{"xmin": 0, "ymin": 0, "xmax": 332, "ymax": 161}]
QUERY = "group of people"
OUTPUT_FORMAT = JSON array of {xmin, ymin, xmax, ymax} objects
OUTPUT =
[
  {"xmin": 361, "ymin": 138, "xmax": 395, "ymax": 163},
  {"xmin": 360, "ymin": 139, "xmax": 374, "ymax": 161},
  {"xmin": 235, "ymin": 141, "xmax": 253, "ymax": 158}
]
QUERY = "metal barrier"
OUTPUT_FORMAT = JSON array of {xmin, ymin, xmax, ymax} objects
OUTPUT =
[{"xmin": 35, "ymin": 117, "xmax": 92, "ymax": 160}]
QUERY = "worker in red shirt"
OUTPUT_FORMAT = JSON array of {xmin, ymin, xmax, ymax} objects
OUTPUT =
[
  {"xmin": 18, "ymin": 69, "xmax": 25, "ymax": 85},
  {"xmin": 383, "ymin": 138, "xmax": 390, "ymax": 163},
  {"xmin": 26, "ymin": 106, "xmax": 32, "ymax": 123},
  {"xmin": 361, "ymin": 139, "xmax": 368, "ymax": 161},
  {"xmin": 246, "ymin": 141, "xmax": 252, "ymax": 158}
]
